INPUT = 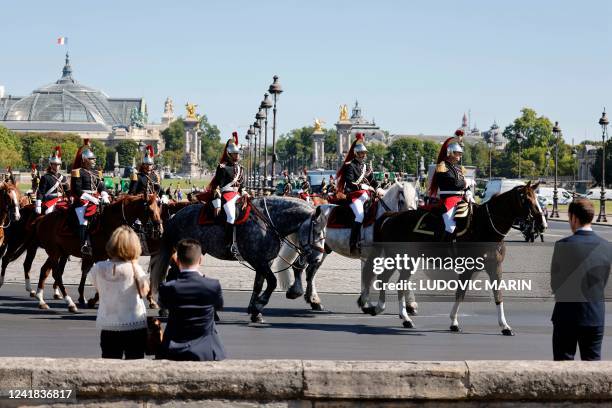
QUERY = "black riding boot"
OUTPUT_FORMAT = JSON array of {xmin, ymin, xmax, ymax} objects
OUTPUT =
[
  {"xmin": 224, "ymin": 223, "xmax": 234, "ymax": 253},
  {"xmin": 79, "ymin": 225, "xmax": 92, "ymax": 256},
  {"xmin": 349, "ymin": 221, "xmax": 362, "ymax": 256}
]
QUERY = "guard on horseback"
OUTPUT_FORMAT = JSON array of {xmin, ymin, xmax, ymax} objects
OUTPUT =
[
  {"xmin": 129, "ymin": 145, "xmax": 161, "ymax": 196},
  {"xmin": 71, "ymin": 139, "xmax": 110, "ymax": 256},
  {"xmin": 380, "ymin": 172, "xmax": 392, "ymax": 190},
  {"xmin": 336, "ymin": 133, "xmax": 383, "ymax": 255},
  {"xmin": 298, "ymin": 170, "xmax": 311, "ymax": 203},
  {"xmin": 327, "ymin": 174, "xmax": 336, "ymax": 196},
  {"xmin": 208, "ymin": 131, "xmax": 247, "ymax": 252},
  {"xmin": 36, "ymin": 146, "xmax": 69, "ymax": 215},
  {"xmin": 28, "ymin": 164, "xmax": 41, "ymax": 203},
  {"xmin": 282, "ymin": 170, "xmax": 293, "ymax": 196},
  {"xmin": 428, "ymin": 129, "xmax": 471, "ymax": 241}
]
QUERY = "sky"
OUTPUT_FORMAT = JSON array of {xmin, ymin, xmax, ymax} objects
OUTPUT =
[{"xmin": 1, "ymin": 0, "xmax": 611, "ymax": 144}]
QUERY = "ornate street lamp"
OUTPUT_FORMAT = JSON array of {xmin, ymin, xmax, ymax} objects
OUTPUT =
[
  {"xmin": 253, "ymin": 120, "xmax": 262, "ymax": 195},
  {"xmin": 551, "ymin": 121, "xmax": 561, "ymax": 218},
  {"xmin": 487, "ymin": 138, "xmax": 494, "ymax": 179},
  {"xmin": 517, "ymin": 131, "xmax": 526, "ymax": 179},
  {"xmin": 597, "ymin": 109, "xmax": 608, "ymax": 222},
  {"xmin": 545, "ymin": 150, "xmax": 551, "ymax": 177},
  {"xmin": 246, "ymin": 126, "xmax": 254, "ymax": 189},
  {"xmin": 256, "ymin": 108, "xmax": 267, "ymax": 193},
  {"xmin": 572, "ymin": 147, "xmax": 578, "ymax": 197},
  {"xmin": 268, "ymin": 75, "xmax": 283, "ymax": 191},
  {"xmin": 260, "ymin": 93, "xmax": 273, "ymax": 190}
]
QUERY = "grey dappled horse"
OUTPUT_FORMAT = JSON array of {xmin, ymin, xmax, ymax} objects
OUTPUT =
[{"xmin": 150, "ymin": 196, "xmax": 332, "ymax": 323}]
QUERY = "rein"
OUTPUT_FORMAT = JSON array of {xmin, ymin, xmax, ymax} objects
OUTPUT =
[{"xmin": 484, "ymin": 203, "xmax": 508, "ymax": 238}]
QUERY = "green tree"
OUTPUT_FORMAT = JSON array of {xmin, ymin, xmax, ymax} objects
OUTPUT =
[
  {"xmin": 386, "ymin": 137, "xmax": 438, "ymax": 174},
  {"xmin": 199, "ymin": 115, "xmax": 224, "ymax": 170},
  {"xmin": 90, "ymin": 140, "xmax": 107, "ymax": 170},
  {"xmin": 160, "ymin": 150, "xmax": 183, "ymax": 172},
  {"xmin": 115, "ymin": 140, "xmax": 139, "ymax": 167},
  {"xmin": 0, "ymin": 126, "xmax": 24, "ymax": 168},
  {"xmin": 162, "ymin": 119, "xmax": 185, "ymax": 152}
]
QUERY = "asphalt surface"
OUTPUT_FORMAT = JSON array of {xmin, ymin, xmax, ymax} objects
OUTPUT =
[{"xmin": 0, "ymin": 220, "xmax": 610, "ymax": 360}]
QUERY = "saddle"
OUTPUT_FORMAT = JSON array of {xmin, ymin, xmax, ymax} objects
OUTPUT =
[
  {"xmin": 413, "ymin": 201, "xmax": 471, "ymax": 237},
  {"xmin": 197, "ymin": 197, "xmax": 251, "ymax": 225},
  {"xmin": 327, "ymin": 198, "xmax": 379, "ymax": 229},
  {"xmin": 56, "ymin": 205, "xmax": 103, "ymax": 237}
]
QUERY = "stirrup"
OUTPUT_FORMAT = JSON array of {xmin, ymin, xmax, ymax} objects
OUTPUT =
[{"xmin": 81, "ymin": 244, "xmax": 93, "ymax": 256}]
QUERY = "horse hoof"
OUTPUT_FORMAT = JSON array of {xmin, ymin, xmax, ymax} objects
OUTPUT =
[
  {"xmin": 502, "ymin": 328, "xmax": 515, "ymax": 336},
  {"xmin": 310, "ymin": 302, "xmax": 323, "ymax": 311},
  {"xmin": 286, "ymin": 288, "xmax": 303, "ymax": 300},
  {"xmin": 86, "ymin": 298, "xmax": 97, "ymax": 309},
  {"xmin": 38, "ymin": 303, "xmax": 49, "ymax": 310},
  {"xmin": 149, "ymin": 301, "xmax": 160, "ymax": 310},
  {"xmin": 450, "ymin": 325, "xmax": 462, "ymax": 332},
  {"xmin": 29, "ymin": 291, "xmax": 36, "ymax": 298},
  {"xmin": 68, "ymin": 305, "xmax": 78, "ymax": 313},
  {"xmin": 250, "ymin": 313, "xmax": 265, "ymax": 324},
  {"xmin": 78, "ymin": 299, "xmax": 86, "ymax": 306},
  {"xmin": 53, "ymin": 294, "xmax": 63, "ymax": 300},
  {"xmin": 402, "ymin": 320, "xmax": 414, "ymax": 329},
  {"xmin": 158, "ymin": 308, "xmax": 168, "ymax": 318},
  {"xmin": 362, "ymin": 306, "xmax": 378, "ymax": 316},
  {"xmin": 356, "ymin": 297, "xmax": 366, "ymax": 308},
  {"xmin": 406, "ymin": 306, "xmax": 418, "ymax": 316}
]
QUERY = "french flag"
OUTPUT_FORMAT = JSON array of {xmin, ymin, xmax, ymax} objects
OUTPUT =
[{"xmin": 57, "ymin": 37, "xmax": 68, "ymax": 45}]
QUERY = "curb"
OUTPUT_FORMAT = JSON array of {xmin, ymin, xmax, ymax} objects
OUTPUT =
[{"xmin": 1, "ymin": 358, "xmax": 612, "ymax": 403}]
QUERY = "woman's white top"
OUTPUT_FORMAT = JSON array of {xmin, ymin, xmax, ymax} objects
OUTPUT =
[{"xmin": 89, "ymin": 260, "xmax": 148, "ymax": 331}]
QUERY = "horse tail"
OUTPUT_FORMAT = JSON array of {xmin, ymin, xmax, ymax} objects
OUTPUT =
[
  {"xmin": 150, "ymin": 237, "xmax": 172, "ymax": 297},
  {"xmin": 271, "ymin": 241, "xmax": 299, "ymax": 290}
]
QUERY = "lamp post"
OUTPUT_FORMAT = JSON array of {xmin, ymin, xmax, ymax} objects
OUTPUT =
[
  {"xmin": 401, "ymin": 152, "xmax": 406, "ymax": 173},
  {"xmin": 551, "ymin": 121, "xmax": 561, "ymax": 218},
  {"xmin": 597, "ymin": 109, "xmax": 608, "ymax": 222},
  {"xmin": 517, "ymin": 131, "xmax": 526, "ymax": 179},
  {"xmin": 268, "ymin": 75, "xmax": 283, "ymax": 191},
  {"xmin": 380, "ymin": 157, "xmax": 384, "ymax": 172},
  {"xmin": 253, "ymin": 120, "xmax": 261, "ymax": 195},
  {"xmin": 572, "ymin": 147, "xmax": 577, "ymax": 198},
  {"xmin": 260, "ymin": 93, "xmax": 273, "ymax": 190},
  {"xmin": 256, "ymin": 108, "xmax": 267, "ymax": 193},
  {"xmin": 246, "ymin": 126, "xmax": 254, "ymax": 189},
  {"xmin": 545, "ymin": 150, "xmax": 551, "ymax": 178},
  {"xmin": 487, "ymin": 138, "xmax": 493, "ymax": 179}
]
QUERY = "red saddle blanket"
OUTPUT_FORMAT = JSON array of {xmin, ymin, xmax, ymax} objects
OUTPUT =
[
  {"xmin": 327, "ymin": 200, "xmax": 379, "ymax": 229},
  {"xmin": 197, "ymin": 200, "xmax": 252, "ymax": 225}
]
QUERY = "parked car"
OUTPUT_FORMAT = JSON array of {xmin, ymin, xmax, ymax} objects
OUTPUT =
[
  {"xmin": 585, "ymin": 188, "xmax": 612, "ymax": 201},
  {"xmin": 535, "ymin": 186, "xmax": 573, "ymax": 205}
]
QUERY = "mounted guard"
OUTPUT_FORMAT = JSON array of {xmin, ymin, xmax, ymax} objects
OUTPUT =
[
  {"xmin": 207, "ymin": 131, "xmax": 248, "ymax": 252},
  {"xmin": 428, "ymin": 129, "xmax": 473, "ymax": 241},
  {"xmin": 35, "ymin": 146, "xmax": 69, "ymax": 215},
  {"xmin": 336, "ymin": 133, "xmax": 383, "ymax": 255},
  {"xmin": 71, "ymin": 139, "xmax": 110, "ymax": 256},
  {"xmin": 129, "ymin": 144, "xmax": 161, "ymax": 196},
  {"xmin": 297, "ymin": 169, "xmax": 311, "ymax": 203}
]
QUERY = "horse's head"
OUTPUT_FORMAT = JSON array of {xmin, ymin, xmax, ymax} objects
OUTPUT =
[
  {"xmin": 514, "ymin": 181, "xmax": 548, "ymax": 232},
  {"xmin": 0, "ymin": 182, "xmax": 21, "ymax": 225},
  {"xmin": 382, "ymin": 181, "xmax": 418, "ymax": 211},
  {"xmin": 124, "ymin": 193, "xmax": 163, "ymax": 239},
  {"xmin": 144, "ymin": 193, "xmax": 164, "ymax": 239},
  {"xmin": 299, "ymin": 204, "xmax": 334, "ymax": 264}
]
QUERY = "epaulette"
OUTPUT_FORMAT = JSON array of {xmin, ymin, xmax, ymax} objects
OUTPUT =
[
  {"xmin": 435, "ymin": 162, "xmax": 447, "ymax": 173},
  {"xmin": 71, "ymin": 168, "xmax": 80, "ymax": 177},
  {"xmin": 130, "ymin": 173, "xmax": 138, "ymax": 181},
  {"xmin": 98, "ymin": 170, "xmax": 103, "ymax": 178},
  {"xmin": 460, "ymin": 166, "xmax": 466, "ymax": 174},
  {"xmin": 219, "ymin": 163, "xmax": 226, "ymax": 168}
]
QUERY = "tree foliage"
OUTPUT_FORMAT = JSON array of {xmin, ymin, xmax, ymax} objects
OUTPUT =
[{"xmin": 115, "ymin": 140, "xmax": 139, "ymax": 167}]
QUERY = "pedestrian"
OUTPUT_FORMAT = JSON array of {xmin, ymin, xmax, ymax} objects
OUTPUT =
[
  {"xmin": 550, "ymin": 198, "xmax": 612, "ymax": 361},
  {"xmin": 156, "ymin": 239, "xmax": 226, "ymax": 361},
  {"xmin": 89, "ymin": 226, "xmax": 149, "ymax": 359}
]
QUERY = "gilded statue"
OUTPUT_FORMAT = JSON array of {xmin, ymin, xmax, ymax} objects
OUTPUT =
[
  {"xmin": 313, "ymin": 118, "xmax": 325, "ymax": 132},
  {"xmin": 185, "ymin": 102, "xmax": 198, "ymax": 119},
  {"xmin": 339, "ymin": 104, "xmax": 349, "ymax": 121}
]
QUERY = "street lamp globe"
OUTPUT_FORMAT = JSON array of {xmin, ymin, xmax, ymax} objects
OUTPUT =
[
  {"xmin": 268, "ymin": 75, "xmax": 283, "ymax": 96},
  {"xmin": 260, "ymin": 93, "xmax": 273, "ymax": 110}
]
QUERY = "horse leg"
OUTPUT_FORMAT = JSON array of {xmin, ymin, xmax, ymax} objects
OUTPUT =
[
  {"xmin": 357, "ymin": 256, "xmax": 377, "ymax": 311},
  {"xmin": 404, "ymin": 283, "xmax": 418, "ymax": 316},
  {"xmin": 304, "ymin": 260, "xmax": 323, "ymax": 311},
  {"xmin": 23, "ymin": 245, "xmax": 38, "ymax": 297},
  {"xmin": 146, "ymin": 254, "xmax": 160, "ymax": 309},
  {"xmin": 78, "ymin": 258, "xmax": 93, "ymax": 305},
  {"xmin": 0, "ymin": 244, "xmax": 7, "ymax": 290},
  {"xmin": 367, "ymin": 265, "xmax": 398, "ymax": 316},
  {"xmin": 35, "ymin": 258, "xmax": 55, "ymax": 310},
  {"xmin": 397, "ymin": 269, "xmax": 415, "ymax": 328},
  {"xmin": 52, "ymin": 256, "xmax": 77, "ymax": 313},
  {"xmin": 489, "ymin": 251, "xmax": 513, "ymax": 336},
  {"xmin": 286, "ymin": 262, "xmax": 305, "ymax": 300},
  {"xmin": 256, "ymin": 266, "xmax": 277, "ymax": 310},
  {"xmin": 248, "ymin": 270, "xmax": 266, "ymax": 323},
  {"xmin": 450, "ymin": 270, "xmax": 475, "ymax": 332}
]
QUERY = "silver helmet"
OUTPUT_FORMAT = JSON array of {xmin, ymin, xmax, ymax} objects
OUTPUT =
[
  {"xmin": 446, "ymin": 141, "xmax": 463, "ymax": 156},
  {"xmin": 143, "ymin": 145, "xmax": 154, "ymax": 164},
  {"xmin": 353, "ymin": 142, "xmax": 367, "ymax": 153},
  {"xmin": 49, "ymin": 146, "xmax": 62, "ymax": 164},
  {"xmin": 81, "ymin": 148, "xmax": 96, "ymax": 160}
]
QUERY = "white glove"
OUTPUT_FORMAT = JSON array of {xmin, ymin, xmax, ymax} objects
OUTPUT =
[
  {"xmin": 35, "ymin": 200, "xmax": 42, "ymax": 214},
  {"xmin": 376, "ymin": 188, "xmax": 384, "ymax": 197},
  {"xmin": 80, "ymin": 193, "xmax": 99, "ymax": 205},
  {"xmin": 100, "ymin": 191, "xmax": 110, "ymax": 204},
  {"xmin": 161, "ymin": 195, "xmax": 169, "ymax": 205},
  {"xmin": 465, "ymin": 190, "xmax": 475, "ymax": 203},
  {"xmin": 212, "ymin": 198, "xmax": 221, "ymax": 209}
]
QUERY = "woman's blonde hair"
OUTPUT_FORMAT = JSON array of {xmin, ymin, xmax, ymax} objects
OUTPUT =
[{"xmin": 105, "ymin": 225, "xmax": 141, "ymax": 261}]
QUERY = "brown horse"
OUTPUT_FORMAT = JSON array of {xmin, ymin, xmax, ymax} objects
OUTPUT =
[
  {"xmin": 33, "ymin": 194, "xmax": 163, "ymax": 312},
  {"xmin": 372, "ymin": 181, "xmax": 547, "ymax": 335},
  {"xmin": 0, "ymin": 182, "xmax": 22, "ymax": 248}
]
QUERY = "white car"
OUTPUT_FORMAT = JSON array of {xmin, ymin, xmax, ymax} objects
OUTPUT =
[
  {"xmin": 536, "ymin": 187, "xmax": 573, "ymax": 205},
  {"xmin": 585, "ymin": 188, "xmax": 612, "ymax": 201},
  {"xmin": 481, "ymin": 178, "xmax": 525, "ymax": 203}
]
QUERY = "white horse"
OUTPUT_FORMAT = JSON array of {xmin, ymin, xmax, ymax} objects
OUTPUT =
[{"xmin": 280, "ymin": 181, "xmax": 419, "ymax": 325}]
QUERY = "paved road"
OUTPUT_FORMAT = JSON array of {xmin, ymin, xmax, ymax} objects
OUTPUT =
[{"xmin": 0, "ymin": 220, "xmax": 610, "ymax": 359}]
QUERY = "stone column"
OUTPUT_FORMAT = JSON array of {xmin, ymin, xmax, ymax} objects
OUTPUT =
[
  {"xmin": 335, "ymin": 121, "xmax": 352, "ymax": 165},
  {"xmin": 312, "ymin": 130, "xmax": 324, "ymax": 168}
]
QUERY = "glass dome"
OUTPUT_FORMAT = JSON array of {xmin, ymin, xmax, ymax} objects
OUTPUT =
[{"xmin": 3, "ymin": 53, "xmax": 118, "ymax": 126}]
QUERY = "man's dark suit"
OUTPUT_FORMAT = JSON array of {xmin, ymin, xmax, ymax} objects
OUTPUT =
[
  {"xmin": 551, "ymin": 229, "xmax": 612, "ymax": 361},
  {"xmin": 157, "ymin": 270, "xmax": 226, "ymax": 361}
]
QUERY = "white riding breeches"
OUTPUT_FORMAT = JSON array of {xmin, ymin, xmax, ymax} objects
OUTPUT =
[
  {"xmin": 75, "ymin": 206, "xmax": 87, "ymax": 226},
  {"xmin": 45, "ymin": 205, "xmax": 55, "ymax": 215},
  {"xmin": 442, "ymin": 206, "xmax": 457, "ymax": 233},
  {"xmin": 350, "ymin": 191, "xmax": 369, "ymax": 223},
  {"xmin": 223, "ymin": 195, "xmax": 240, "ymax": 224}
]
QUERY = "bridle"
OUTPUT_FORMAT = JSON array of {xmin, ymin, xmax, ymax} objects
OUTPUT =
[
  {"xmin": 119, "ymin": 197, "xmax": 163, "ymax": 239},
  {"xmin": 0, "ymin": 186, "xmax": 19, "ymax": 228},
  {"xmin": 484, "ymin": 187, "xmax": 543, "ymax": 239}
]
